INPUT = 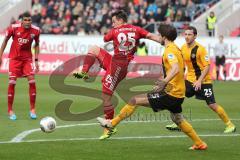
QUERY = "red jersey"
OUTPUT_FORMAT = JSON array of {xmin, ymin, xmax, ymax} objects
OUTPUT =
[
  {"xmin": 6, "ymin": 23, "xmax": 40, "ymax": 59},
  {"xmin": 104, "ymin": 24, "xmax": 149, "ymax": 61}
]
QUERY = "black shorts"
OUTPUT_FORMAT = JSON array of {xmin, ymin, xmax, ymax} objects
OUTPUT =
[
  {"xmin": 216, "ymin": 56, "xmax": 225, "ymax": 66},
  {"xmin": 147, "ymin": 91, "xmax": 184, "ymax": 113},
  {"xmin": 185, "ymin": 80, "xmax": 216, "ymax": 105}
]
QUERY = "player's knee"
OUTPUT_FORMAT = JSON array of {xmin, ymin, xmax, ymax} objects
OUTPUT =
[
  {"xmin": 88, "ymin": 45, "xmax": 100, "ymax": 55},
  {"xmin": 27, "ymin": 75, "xmax": 35, "ymax": 80},
  {"xmin": 208, "ymin": 103, "xmax": 217, "ymax": 111},
  {"xmin": 128, "ymin": 97, "xmax": 136, "ymax": 106},
  {"xmin": 102, "ymin": 93, "xmax": 112, "ymax": 105},
  {"xmin": 28, "ymin": 79, "xmax": 36, "ymax": 84},
  {"xmin": 9, "ymin": 78, "xmax": 17, "ymax": 85},
  {"xmin": 27, "ymin": 76, "xmax": 36, "ymax": 84},
  {"xmin": 170, "ymin": 113, "xmax": 184, "ymax": 125}
]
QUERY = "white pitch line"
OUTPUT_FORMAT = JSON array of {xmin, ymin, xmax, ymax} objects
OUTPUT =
[
  {"xmin": 10, "ymin": 118, "xmax": 240, "ymax": 143},
  {"xmin": 10, "ymin": 128, "xmax": 41, "ymax": 143},
  {"xmin": 10, "ymin": 123, "xmax": 99, "ymax": 143},
  {"xmin": 2, "ymin": 133, "xmax": 240, "ymax": 144}
]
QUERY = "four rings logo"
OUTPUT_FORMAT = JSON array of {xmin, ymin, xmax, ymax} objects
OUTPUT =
[
  {"xmin": 18, "ymin": 38, "xmax": 29, "ymax": 45},
  {"xmin": 219, "ymin": 59, "xmax": 240, "ymax": 81}
]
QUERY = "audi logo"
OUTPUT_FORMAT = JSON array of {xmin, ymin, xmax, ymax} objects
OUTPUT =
[{"xmin": 219, "ymin": 59, "xmax": 240, "ymax": 81}]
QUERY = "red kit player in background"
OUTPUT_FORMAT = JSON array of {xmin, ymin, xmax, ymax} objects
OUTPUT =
[
  {"xmin": 74, "ymin": 10, "xmax": 161, "ymax": 139},
  {"xmin": 0, "ymin": 12, "xmax": 40, "ymax": 120}
]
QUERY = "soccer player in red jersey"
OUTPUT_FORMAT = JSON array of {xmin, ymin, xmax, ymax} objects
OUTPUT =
[
  {"xmin": 0, "ymin": 12, "xmax": 40, "ymax": 120},
  {"xmin": 73, "ymin": 10, "xmax": 161, "ymax": 139}
]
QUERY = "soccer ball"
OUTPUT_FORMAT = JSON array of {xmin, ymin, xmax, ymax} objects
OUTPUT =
[{"xmin": 40, "ymin": 117, "xmax": 56, "ymax": 133}]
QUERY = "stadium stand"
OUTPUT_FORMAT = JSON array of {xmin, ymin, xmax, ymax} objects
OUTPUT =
[{"xmin": 29, "ymin": 0, "xmax": 220, "ymax": 35}]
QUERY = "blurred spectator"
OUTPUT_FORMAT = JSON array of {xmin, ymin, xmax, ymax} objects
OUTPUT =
[
  {"xmin": 41, "ymin": 17, "xmax": 52, "ymax": 34},
  {"xmin": 175, "ymin": 9, "xmax": 185, "ymax": 22},
  {"xmin": 69, "ymin": 26, "xmax": 77, "ymax": 34},
  {"xmin": 78, "ymin": 27, "xmax": 86, "ymax": 36},
  {"xmin": 155, "ymin": 8, "xmax": 164, "ymax": 21},
  {"xmin": 137, "ymin": 42, "xmax": 148, "ymax": 56},
  {"xmin": 72, "ymin": 2, "xmax": 84, "ymax": 20},
  {"xmin": 32, "ymin": 10, "xmax": 42, "ymax": 26},
  {"xmin": 165, "ymin": 6, "xmax": 175, "ymax": 21},
  {"xmin": 128, "ymin": 8, "xmax": 139, "ymax": 22},
  {"xmin": 159, "ymin": 0, "xmax": 169, "ymax": 20},
  {"xmin": 146, "ymin": 2, "xmax": 158, "ymax": 15},
  {"xmin": 206, "ymin": 11, "xmax": 217, "ymax": 37},
  {"xmin": 146, "ymin": 11, "xmax": 155, "ymax": 21},
  {"xmin": 186, "ymin": 0, "xmax": 196, "ymax": 21},
  {"xmin": 32, "ymin": 0, "xmax": 42, "ymax": 14}
]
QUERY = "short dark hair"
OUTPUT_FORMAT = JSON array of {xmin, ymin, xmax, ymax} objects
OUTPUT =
[
  {"xmin": 186, "ymin": 26, "xmax": 197, "ymax": 35},
  {"xmin": 111, "ymin": 10, "xmax": 128, "ymax": 22},
  {"xmin": 158, "ymin": 24, "xmax": 177, "ymax": 41},
  {"xmin": 22, "ymin": 11, "xmax": 31, "ymax": 18}
]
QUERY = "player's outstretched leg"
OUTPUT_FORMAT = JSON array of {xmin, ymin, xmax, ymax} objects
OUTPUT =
[
  {"xmin": 209, "ymin": 103, "xmax": 236, "ymax": 133},
  {"xmin": 73, "ymin": 45, "xmax": 100, "ymax": 79},
  {"xmin": 98, "ymin": 103, "xmax": 136, "ymax": 128},
  {"xmin": 97, "ymin": 94, "xmax": 148, "ymax": 139},
  {"xmin": 170, "ymin": 113, "xmax": 207, "ymax": 150},
  {"xmin": 97, "ymin": 103, "xmax": 136, "ymax": 139},
  {"xmin": 8, "ymin": 78, "xmax": 17, "ymax": 120},
  {"xmin": 28, "ymin": 76, "xmax": 37, "ymax": 119}
]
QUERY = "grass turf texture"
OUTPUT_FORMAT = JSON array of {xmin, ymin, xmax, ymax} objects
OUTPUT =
[{"xmin": 0, "ymin": 74, "xmax": 239, "ymax": 160}]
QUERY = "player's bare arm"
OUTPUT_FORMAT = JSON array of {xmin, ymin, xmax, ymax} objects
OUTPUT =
[
  {"xmin": 0, "ymin": 37, "xmax": 9, "ymax": 66},
  {"xmin": 146, "ymin": 33, "xmax": 162, "ymax": 43},
  {"xmin": 34, "ymin": 43, "xmax": 40, "ymax": 73},
  {"xmin": 193, "ymin": 65, "xmax": 210, "ymax": 90}
]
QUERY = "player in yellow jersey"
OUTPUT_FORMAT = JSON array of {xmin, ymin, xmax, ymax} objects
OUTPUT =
[
  {"xmin": 166, "ymin": 26, "xmax": 236, "ymax": 133},
  {"xmin": 97, "ymin": 24, "xmax": 207, "ymax": 150}
]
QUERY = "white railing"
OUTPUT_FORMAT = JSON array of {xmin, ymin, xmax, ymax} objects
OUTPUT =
[
  {"xmin": 0, "ymin": 0, "xmax": 31, "ymax": 30},
  {"xmin": 0, "ymin": 0, "xmax": 12, "ymax": 14},
  {"xmin": 0, "ymin": 0, "xmax": 22, "ymax": 14}
]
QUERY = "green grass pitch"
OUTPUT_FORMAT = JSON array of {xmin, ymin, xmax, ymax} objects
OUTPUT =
[{"xmin": 0, "ymin": 74, "xmax": 239, "ymax": 160}]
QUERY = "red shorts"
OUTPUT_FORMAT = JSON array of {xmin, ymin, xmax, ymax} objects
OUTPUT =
[
  {"xmin": 9, "ymin": 58, "xmax": 34, "ymax": 78},
  {"xmin": 97, "ymin": 49, "xmax": 129, "ymax": 95}
]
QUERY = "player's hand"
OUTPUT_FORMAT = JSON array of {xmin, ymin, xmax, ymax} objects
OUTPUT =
[
  {"xmin": 35, "ymin": 62, "xmax": 39, "ymax": 73},
  {"xmin": 0, "ymin": 58, "xmax": 2, "ymax": 66},
  {"xmin": 193, "ymin": 80, "xmax": 202, "ymax": 91},
  {"xmin": 153, "ymin": 79, "xmax": 167, "ymax": 92}
]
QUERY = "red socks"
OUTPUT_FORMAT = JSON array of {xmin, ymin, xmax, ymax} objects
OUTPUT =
[
  {"xmin": 104, "ymin": 105, "xmax": 115, "ymax": 120},
  {"xmin": 8, "ymin": 79, "xmax": 16, "ymax": 113},
  {"xmin": 82, "ymin": 53, "xmax": 96, "ymax": 73},
  {"xmin": 29, "ymin": 79, "xmax": 36, "ymax": 111}
]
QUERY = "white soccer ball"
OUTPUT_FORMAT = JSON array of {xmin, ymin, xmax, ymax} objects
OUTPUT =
[{"xmin": 40, "ymin": 117, "xmax": 56, "ymax": 133}]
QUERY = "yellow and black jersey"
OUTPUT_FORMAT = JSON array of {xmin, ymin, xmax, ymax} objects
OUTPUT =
[
  {"xmin": 162, "ymin": 42, "xmax": 185, "ymax": 98},
  {"xmin": 181, "ymin": 42, "xmax": 212, "ymax": 84}
]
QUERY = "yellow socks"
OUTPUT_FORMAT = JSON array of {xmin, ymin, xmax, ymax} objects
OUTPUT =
[
  {"xmin": 111, "ymin": 104, "xmax": 136, "ymax": 127},
  {"xmin": 178, "ymin": 120, "xmax": 203, "ymax": 146},
  {"xmin": 216, "ymin": 105, "xmax": 234, "ymax": 127}
]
